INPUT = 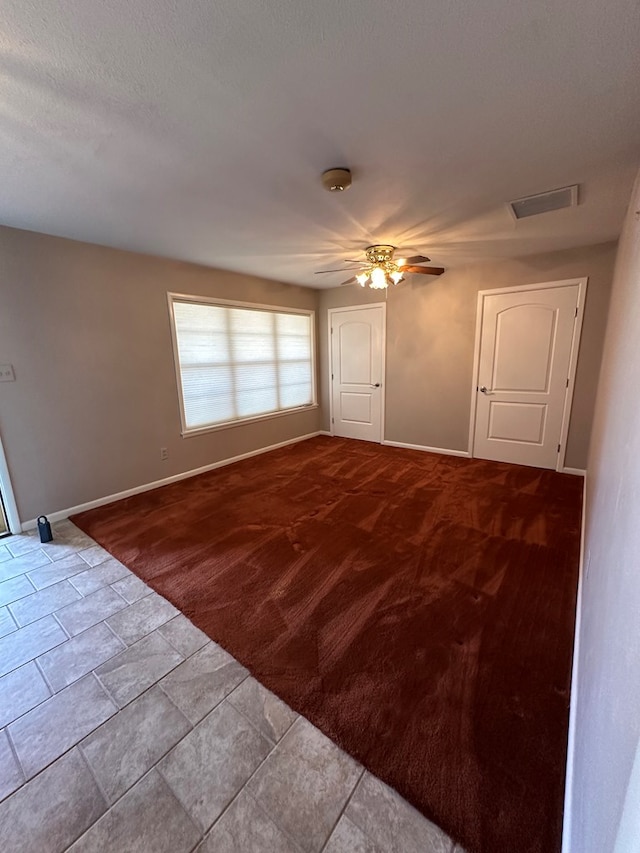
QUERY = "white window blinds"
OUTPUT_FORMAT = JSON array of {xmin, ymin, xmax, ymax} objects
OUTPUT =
[{"xmin": 170, "ymin": 298, "xmax": 315, "ymax": 433}]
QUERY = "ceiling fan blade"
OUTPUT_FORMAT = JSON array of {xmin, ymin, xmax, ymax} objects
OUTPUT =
[
  {"xmin": 339, "ymin": 276, "xmax": 358, "ymax": 286},
  {"xmin": 399, "ymin": 265, "xmax": 445, "ymax": 276},
  {"xmin": 315, "ymin": 267, "xmax": 362, "ymax": 274},
  {"xmin": 402, "ymin": 254, "xmax": 431, "ymax": 264}
]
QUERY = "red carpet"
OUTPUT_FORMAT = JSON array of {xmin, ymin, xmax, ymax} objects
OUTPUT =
[{"xmin": 72, "ymin": 436, "xmax": 582, "ymax": 853}]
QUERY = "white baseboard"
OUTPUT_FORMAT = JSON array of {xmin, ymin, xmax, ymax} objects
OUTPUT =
[
  {"xmin": 561, "ymin": 473, "xmax": 588, "ymax": 853},
  {"xmin": 562, "ymin": 467, "xmax": 587, "ymax": 476},
  {"xmin": 21, "ymin": 431, "xmax": 322, "ymax": 531},
  {"xmin": 317, "ymin": 430, "xmax": 333, "ymax": 437},
  {"xmin": 382, "ymin": 439, "xmax": 471, "ymax": 458}
]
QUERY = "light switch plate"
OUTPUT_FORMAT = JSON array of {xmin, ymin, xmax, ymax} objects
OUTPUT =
[{"xmin": 0, "ymin": 364, "xmax": 15, "ymax": 382}]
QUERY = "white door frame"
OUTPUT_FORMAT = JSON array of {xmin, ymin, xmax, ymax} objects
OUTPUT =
[
  {"xmin": 328, "ymin": 303, "xmax": 387, "ymax": 443},
  {"xmin": 0, "ymin": 431, "xmax": 21, "ymax": 533},
  {"xmin": 468, "ymin": 277, "xmax": 588, "ymax": 472}
]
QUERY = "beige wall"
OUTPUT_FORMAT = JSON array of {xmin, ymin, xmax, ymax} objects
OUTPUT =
[
  {"xmin": 319, "ymin": 242, "xmax": 616, "ymax": 469},
  {"xmin": 0, "ymin": 226, "xmax": 615, "ymax": 524},
  {"xmin": 0, "ymin": 226, "xmax": 321, "ymax": 522},
  {"xmin": 567, "ymin": 171, "xmax": 640, "ymax": 852}
]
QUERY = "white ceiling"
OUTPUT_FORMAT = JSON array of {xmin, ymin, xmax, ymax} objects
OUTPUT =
[{"xmin": 1, "ymin": 0, "xmax": 639, "ymax": 288}]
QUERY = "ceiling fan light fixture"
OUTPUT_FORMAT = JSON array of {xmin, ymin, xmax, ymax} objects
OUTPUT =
[
  {"xmin": 370, "ymin": 267, "xmax": 388, "ymax": 289},
  {"xmin": 318, "ymin": 244, "xmax": 444, "ymax": 289}
]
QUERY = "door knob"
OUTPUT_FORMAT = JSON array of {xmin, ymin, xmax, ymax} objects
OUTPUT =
[
  {"xmin": 370, "ymin": 383, "xmax": 381, "ymax": 388},
  {"xmin": 479, "ymin": 386, "xmax": 489, "ymax": 394}
]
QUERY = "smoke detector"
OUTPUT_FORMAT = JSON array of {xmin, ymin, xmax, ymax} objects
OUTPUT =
[{"xmin": 322, "ymin": 168, "xmax": 352, "ymax": 192}]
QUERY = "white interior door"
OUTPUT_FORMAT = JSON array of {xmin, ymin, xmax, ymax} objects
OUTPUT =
[
  {"xmin": 472, "ymin": 281, "xmax": 584, "ymax": 469},
  {"xmin": 330, "ymin": 305, "xmax": 385, "ymax": 443},
  {"xmin": 0, "ymin": 431, "xmax": 20, "ymax": 534}
]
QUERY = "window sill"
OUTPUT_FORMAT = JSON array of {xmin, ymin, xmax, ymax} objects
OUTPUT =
[{"xmin": 181, "ymin": 403, "xmax": 319, "ymax": 438}]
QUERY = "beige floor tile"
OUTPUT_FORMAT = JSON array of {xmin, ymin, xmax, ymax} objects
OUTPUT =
[
  {"xmin": 323, "ymin": 815, "xmax": 381, "ymax": 853},
  {"xmin": 247, "ymin": 717, "xmax": 362, "ymax": 853},
  {"xmin": 77, "ymin": 544, "xmax": 112, "ymax": 567},
  {"xmin": 0, "ymin": 615, "xmax": 67, "ymax": 677},
  {"xmin": 4, "ymin": 533, "xmax": 41, "ymax": 559},
  {"xmin": 0, "ymin": 549, "xmax": 52, "ymax": 584},
  {"xmin": 228, "ymin": 676, "xmax": 298, "ymax": 743},
  {"xmin": 68, "ymin": 770, "xmax": 199, "ymax": 853},
  {"xmin": 8, "ymin": 580, "xmax": 81, "ymax": 627},
  {"xmin": 95, "ymin": 630, "xmax": 183, "ymax": 707},
  {"xmin": 0, "ymin": 749, "xmax": 106, "ymax": 852},
  {"xmin": 26, "ymin": 553, "xmax": 89, "ymax": 590},
  {"xmin": 0, "ymin": 574, "xmax": 36, "ymax": 607},
  {"xmin": 39, "ymin": 540, "xmax": 92, "ymax": 562},
  {"xmin": 9, "ymin": 673, "xmax": 117, "ymax": 779},
  {"xmin": 111, "ymin": 572, "xmax": 151, "ymax": 603},
  {"xmin": 68, "ymin": 558, "xmax": 130, "ymax": 596},
  {"xmin": 0, "ymin": 661, "xmax": 52, "ymax": 728},
  {"xmin": 197, "ymin": 790, "xmax": 301, "ymax": 853},
  {"xmin": 159, "ymin": 641, "xmax": 247, "ymax": 724},
  {"xmin": 0, "ymin": 605, "xmax": 17, "ymax": 638},
  {"xmin": 345, "ymin": 772, "xmax": 453, "ymax": 853},
  {"xmin": 0, "ymin": 729, "xmax": 24, "ymax": 801},
  {"xmin": 81, "ymin": 685, "xmax": 191, "ymax": 804},
  {"xmin": 106, "ymin": 592, "xmax": 179, "ymax": 645},
  {"xmin": 158, "ymin": 614, "xmax": 209, "ymax": 657},
  {"xmin": 159, "ymin": 699, "xmax": 271, "ymax": 832},
  {"xmin": 37, "ymin": 622, "xmax": 125, "ymax": 692},
  {"xmin": 55, "ymin": 585, "xmax": 128, "ymax": 636}
]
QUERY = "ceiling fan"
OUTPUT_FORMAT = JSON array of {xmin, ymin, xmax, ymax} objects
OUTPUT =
[{"xmin": 315, "ymin": 244, "xmax": 445, "ymax": 289}]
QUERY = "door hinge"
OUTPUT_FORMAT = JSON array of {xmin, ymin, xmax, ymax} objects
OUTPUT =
[
  {"xmin": 331, "ymin": 417, "xmax": 334, "ymax": 424},
  {"xmin": 574, "ymin": 306, "xmax": 578, "ymax": 318},
  {"xmin": 557, "ymin": 444, "xmax": 561, "ymax": 453},
  {"xmin": 331, "ymin": 374, "xmax": 334, "ymax": 380},
  {"xmin": 330, "ymin": 327, "xmax": 334, "ymax": 334},
  {"xmin": 566, "ymin": 378, "xmax": 569, "ymax": 388}
]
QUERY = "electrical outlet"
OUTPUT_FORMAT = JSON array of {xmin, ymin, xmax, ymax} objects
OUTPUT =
[
  {"xmin": 160, "ymin": 447, "xmax": 169, "ymax": 461},
  {"xmin": 0, "ymin": 364, "xmax": 15, "ymax": 382}
]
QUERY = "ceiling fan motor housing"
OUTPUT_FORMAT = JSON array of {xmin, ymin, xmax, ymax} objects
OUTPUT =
[
  {"xmin": 322, "ymin": 168, "xmax": 352, "ymax": 192},
  {"xmin": 365, "ymin": 244, "xmax": 396, "ymax": 264}
]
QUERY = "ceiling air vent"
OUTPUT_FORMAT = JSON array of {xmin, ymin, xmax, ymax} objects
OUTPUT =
[{"xmin": 508, "ymin": 185, "xmax": 579, "ymax": 220}]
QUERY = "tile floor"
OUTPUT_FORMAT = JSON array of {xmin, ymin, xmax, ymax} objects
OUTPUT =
[{"xmin": 0, "ymin": 520, "xmax": 461, "ymax": 852}]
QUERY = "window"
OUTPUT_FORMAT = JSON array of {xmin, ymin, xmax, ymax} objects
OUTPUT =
[{"xmin": 169, "ymin": 294, "xmax": 316, "ymax": 435}]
